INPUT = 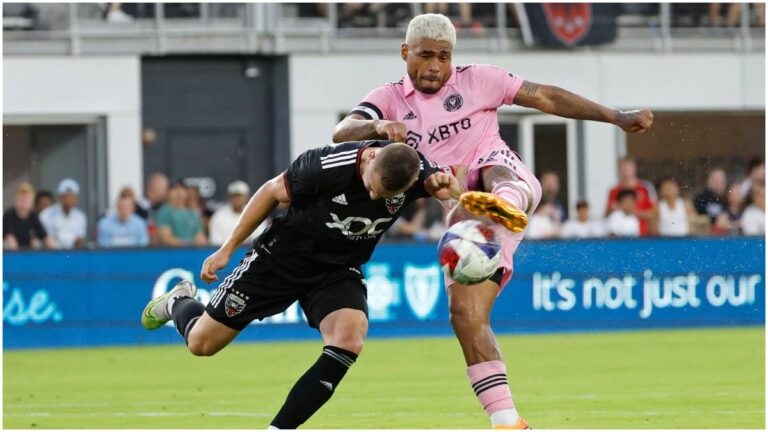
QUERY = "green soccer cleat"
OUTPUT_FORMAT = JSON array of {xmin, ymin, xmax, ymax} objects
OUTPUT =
[{"xmin": 141, "ymin": 280, "xmax": 196, "ymax": 330}]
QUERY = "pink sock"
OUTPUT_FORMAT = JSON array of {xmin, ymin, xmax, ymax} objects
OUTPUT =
[
  {"xmin": 467, "ymin": 360, "xmax": 516, "ymax": 415},
  {"xmin": 492, "ymin": 180, "xmax": 534, "ymax": 215}
]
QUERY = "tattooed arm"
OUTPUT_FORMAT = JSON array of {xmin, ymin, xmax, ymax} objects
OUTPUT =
[{"xmin": 513, "ymin": 80, "xmax": 654, "ymax": 133}]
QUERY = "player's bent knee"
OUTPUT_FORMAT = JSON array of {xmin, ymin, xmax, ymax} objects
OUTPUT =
[
  {"xmin": 186, "ymin": 333, "xmax": 224, "ymax": 357},
  {"xmin": 330, "ymin": 320, "xmax": 368, "ymax": 354}
]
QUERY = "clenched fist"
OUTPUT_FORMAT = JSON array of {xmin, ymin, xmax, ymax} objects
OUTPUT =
[{"xmin": 615, "ymin": 109, "xmax": 654, "ymax": 133}]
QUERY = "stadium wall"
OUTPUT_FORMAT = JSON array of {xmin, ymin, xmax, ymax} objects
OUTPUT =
[
  {"xmin": 3, "ymin": 237, "xmax": 764, "ymax": 349},
  {"xmin": 3, "ymin": 56, "xmax": 142, "ymax": 206},
  {"xmin": 289, "ymin": 51, "xmax": 765, "ymax": 215}
]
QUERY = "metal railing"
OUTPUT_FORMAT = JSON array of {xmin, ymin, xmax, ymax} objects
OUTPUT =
[{"xmin": 3, "ymin": 3, "xmax": 764, "ymax": 55}]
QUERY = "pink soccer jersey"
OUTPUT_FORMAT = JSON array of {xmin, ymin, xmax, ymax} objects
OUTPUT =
[
  {"xmin": 350, "ymin": 64, "xmax": 542, "ymax": 289},
  {"xmin": 350, "ymin": 64, "xmax": 523, "ymax": 170}
]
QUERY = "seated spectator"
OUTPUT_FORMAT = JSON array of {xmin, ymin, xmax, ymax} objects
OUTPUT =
[
  {"xmin": 39, "ymin": 178, "xmax": 87, "ymax": 249},
  {"xmin": 741, "ymin": 183, "xmax": 765, "ymax": 236},
  {"xmin": 3, "ymin": 182, "xmax": 54, "ymax": 250},
  {"xmin": 34, "ymin": 190, "xmax": 54, "ymax": 214},
  {"xmin": 606, "ymin": 158, "xmax": 655, "ymax": 236},
  {"xmin": 694, "ymin": 168, "xmax": 727, "ymax": 222},
  {"xmin": 712, "ymin": 182, "xmax": 747, "ymax": 235},
  {"xmin": 136, "ymin": 172, "xmax": 169, "ymax": 221},
  {"xmin": 739, "ymin": 157, "xmax": 764, "ymax": 200},
  {"xmin": 425, "ymin": 3, "xmax": 484, "ymax": 33},
  {"xmin": 97, "ymin": 195, "xmax": 149, "ymax": 248},
  {"xmin": 155, "ymin": 183, "xmax": 207, "ymax": 246},
  {"xmin": 655, "ymin": 177, "xmax": 690, "ymax": 237},
  {"xmin": 186, "ymin": 183, "xmax": 213, "ymax": 237},
  {"xmin": 709, "ymin": 2, "xmax": 743, "ymax": 27},
  {"xmin": 607, "ymin": 189, "xmax": 640, "ymax": 237},
  {"xmin": 560, "ymin": 200, "xmax": 606, "ymax": 239},
  {"xmin": 209, "ymin": 181, "xmax": 268, "ymax": 246},
  {"xmin": 540, "ymin": 171, "xmax": 566, "ymax": 222},
  {"xmin": 525, "ymin": 199, "xmax": 560, "ymax": 240}
]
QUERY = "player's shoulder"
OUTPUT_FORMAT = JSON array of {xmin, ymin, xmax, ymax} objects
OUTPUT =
[
  {"xmin": 300, "ymin": 141, "xmax": 364, "ymax": 172},
  {"xmin": 457, "ymin": 63, "xmax": 511, "ymax": 76}
]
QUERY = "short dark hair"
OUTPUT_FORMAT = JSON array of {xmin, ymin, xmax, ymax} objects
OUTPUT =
[
  {"xmin": 576, "ymin": 200, "xmax": 589, "ymax": 210},
  {"xmin": 375, "ymin": 143, "xmax": 420, "ymax": 192},
  {"xmin": 35, "ymin": 190, "xmax": 53, "ymax": 203},
  {"xmin": 617, "ymin": 188, "xmax": 637, "ymax": 201}
]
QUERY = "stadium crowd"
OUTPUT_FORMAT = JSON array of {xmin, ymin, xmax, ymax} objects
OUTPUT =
[
  {"xmin": 3, "ymin": 155, "xmax": 764, "ymax": 250},
  {"xmin": 4, "ymin": 3, "xmax": 765, "ymax": 31}
]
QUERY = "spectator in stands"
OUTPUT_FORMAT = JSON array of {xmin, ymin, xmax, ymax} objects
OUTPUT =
[
  {"xmin": 209, "ymin": 181, "xmax": 268, "ymax": 246},
  {"xmin": 740, "ymin": 182, "xmax": 765, "ymax": 235},
  {"xmin": 39, "ymin": 178, "xmax": 87, "ymax": 249},
  {"xmin": 694, "ymin": 168, "xmax": 727, "ymax": 222},
  {"xmin": 155, "ymin": 183, "xmax": 206, "ymax": 246},
  {"xmin": 709, "ymin": 3, "xmax": 743, "ymax": 27},
  {"xmin": 136, "ymin": 172, "xmax": 169, "ymax": 220},
  {"xmin": 724, "ymin": 182, "xmax": 745, "ymax": 233},
  {"xmin": 3, "ymin": 182, "xmax": 54, "ymax": 250},
  {"xmin": 424, "ymin": 3, "xmax": 483, "ymax": 34},
  {"xmin": 560, "ymin": 200, "xmax": 606, "ymax": 239},
  {"xmin": 540, "ymin": 171, "xmax": 566, "ymax": 222},
  {"xmin": 654, "ymin": 177, "xmax": 690, "ymax": 237},
  {"xmin": 607, "ymin": 189, "xmax": 640, "ymax": 237},
  {"xmin": 97, "ymin": 195, "xmax": 149, "ymax": 248},
  {"xmin": 739, "ymin": 156, "xmax": 764, "ymax": 200},
  {"xmin": 525, "ymin": 198, "xmax": 561, "ymax": 240},
  {"xmin": 34, "ymin": 190, "xmax": 54, "ymax": 214},
  {"xmin": 186, "ymin": 184, "xmax": 213, "ymax": 236},
  {"xmin": 606, "ymin": 158, "xmax": 655, "ymax": 236}
]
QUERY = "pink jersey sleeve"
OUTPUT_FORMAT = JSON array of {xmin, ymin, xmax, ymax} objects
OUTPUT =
[
  {"xmin": 471, "ymin": 64, "xmax": 525, "ymax": 108},
  {"xmin": 349, "ymin": 85, "xmax": 396, "ymax": 121}
]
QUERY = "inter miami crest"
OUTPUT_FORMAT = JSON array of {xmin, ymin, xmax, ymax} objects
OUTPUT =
[
  {"xmin": 225, "ymin": 292, "xmax": 247, "ymax": 317},
  {"xmin": 385, "ymin": 193, "xmax": 406, "ymax": 214},
  {"xmin": 443, "ymin": 93, "xmax": 464, "ymax": 112}
]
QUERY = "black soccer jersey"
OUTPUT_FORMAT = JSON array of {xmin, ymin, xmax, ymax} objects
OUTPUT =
[{"xmin": 254, "ymin": 140, "xmax": 451, "ymax": 281}]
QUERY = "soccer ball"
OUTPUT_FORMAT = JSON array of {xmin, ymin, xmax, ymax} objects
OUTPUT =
[{"xmin": 437, "ymin": 220, "xmax": 501, "ymax": 285}]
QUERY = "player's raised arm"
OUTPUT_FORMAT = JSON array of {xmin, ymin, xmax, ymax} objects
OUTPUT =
[
  {"xmin": 333, "ymin": 114, "xmax": 408, "ymax": 143},
  {"xmin": 201, "ymin": 174, "xmax": 290, "ymax": 283},
  {"xmin": 513, "ymin": 80, "xmax": 654, "ymax": 133},
  {"xmin": 333, "ymin": 86, "xmax": 408, "ymax": 143}
]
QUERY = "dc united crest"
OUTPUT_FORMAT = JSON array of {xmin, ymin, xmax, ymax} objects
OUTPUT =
[
  {"xmin": 443, "ymin": 93, "xmax": 464, "ymax": 112},
  {"xmin": 385, "ymin": 193, "xmax": 406, "ymax": 214},
  {"xmin": 225, "ymin": 292, "xmax": 247, "ymax": 317}
]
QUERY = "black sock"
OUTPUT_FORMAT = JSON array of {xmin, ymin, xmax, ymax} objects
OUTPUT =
[
  {"xmin": 171, "ymin": 296, "xmax": 205, "ymax": 344},
  {"xmin": 270, "ymin": 345, "xmax": 358, "ymax": 429}
]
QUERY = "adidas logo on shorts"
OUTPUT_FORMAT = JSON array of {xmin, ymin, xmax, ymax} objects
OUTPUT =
[{"xmin": 332, "ymin": 194, "xmax": 348, "ymax": 205}]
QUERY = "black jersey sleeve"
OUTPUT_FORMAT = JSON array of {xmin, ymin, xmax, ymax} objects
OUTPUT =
[
  {"xmin": 411, "ymin": 151, "xmax": 454, "ymax": 199},
  {"xmin": 283, "ymin": 149, "xmax": 327, "ymax": 203}
]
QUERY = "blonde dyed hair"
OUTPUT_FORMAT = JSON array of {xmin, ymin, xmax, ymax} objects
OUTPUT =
[{"xmin": 405, "ymin": 13, "xmax": 456, "ymax": 48}]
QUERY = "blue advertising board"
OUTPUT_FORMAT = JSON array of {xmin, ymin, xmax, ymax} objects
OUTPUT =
[{"xmin": 3, "ymin": 237, "xmax": 764, "ymax": 349}]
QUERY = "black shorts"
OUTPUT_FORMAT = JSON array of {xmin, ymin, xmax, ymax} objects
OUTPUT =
[{"xmin": 205, "ymin": 249, "xmax": 368, "ymax": 331}]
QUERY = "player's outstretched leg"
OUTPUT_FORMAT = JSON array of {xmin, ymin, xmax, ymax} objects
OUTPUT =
[
  {"xmin": 459, "ymin": 165, "xmax": 538, "ymax": 233},
  {"xmin": 141, "ymin": 280, "xmax": 238, "ymax": 356},
  {"xmin": 448, "ymin": 281, "xmax": 530, "ymax": 429},
  {"xmin": 270, "ymin": 308, "xmax": 367, "ymax": 429}
]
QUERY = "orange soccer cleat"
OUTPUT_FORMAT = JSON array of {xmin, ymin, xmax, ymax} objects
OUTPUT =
[
  {"xmin": 492, "ymin": 418, "xmax": 531, "ymax": 429},
  {"xmin": 459, "ymin": 191, "xmax": 528, "ymax": 233}
]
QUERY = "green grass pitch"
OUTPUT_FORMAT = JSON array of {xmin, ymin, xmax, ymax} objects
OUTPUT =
[{"xmin": 4, "ymin": 326, "xmax": 764, "ymax": 429}]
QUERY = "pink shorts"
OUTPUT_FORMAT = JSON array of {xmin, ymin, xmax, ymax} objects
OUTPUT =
[{"xmin": 443, "ymin": 147, "xmax": 542, "ymax": 292}]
